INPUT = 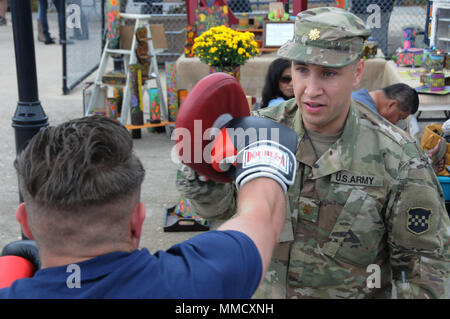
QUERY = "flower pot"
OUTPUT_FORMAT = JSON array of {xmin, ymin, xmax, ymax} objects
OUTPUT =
[{"xmin": 208, "ymin": 65, "xmax": 240, "ymax": 82}]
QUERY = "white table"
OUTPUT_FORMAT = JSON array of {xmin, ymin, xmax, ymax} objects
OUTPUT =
[
  {"xmin": 175, "ymin": 52, "xmax": 279, "ymax": 99},
  {"xmin": 176, "ymin": 55, "xmax": 450, "ymax": 121}
]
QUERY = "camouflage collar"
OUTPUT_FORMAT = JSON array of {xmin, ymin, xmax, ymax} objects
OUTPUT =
[
  {"xmin": 293, "ymin": 104, "xmax": 305, "ymax": 143},
  {"xmin": 295, "ymin": 101, "xmax": 359, "ymax": 179}
]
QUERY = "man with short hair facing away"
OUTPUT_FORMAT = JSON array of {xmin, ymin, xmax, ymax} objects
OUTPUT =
[
  {"xmin": 352, "ymin": 83, "xmax": 419, "ymax": 125},
  {"xmin": 0, "ymin": 115, "xmax": 297, "ymax": 298}
]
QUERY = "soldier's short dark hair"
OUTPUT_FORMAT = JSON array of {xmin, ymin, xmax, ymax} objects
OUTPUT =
[{"xmin": 382, "ymin": 83, "xmax": 419, "ymax": 115}]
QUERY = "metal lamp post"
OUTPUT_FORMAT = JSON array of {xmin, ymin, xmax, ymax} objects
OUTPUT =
[
  {"xmin": 11, "ymin": 0, "xmax": 49, "ymax": 184},
  {"xmin": 11, "ymin": 0, "xmax": 49, "ymax": 239}
]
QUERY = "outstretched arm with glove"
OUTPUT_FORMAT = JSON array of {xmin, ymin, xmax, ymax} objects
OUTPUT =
[
  {"xmin": 211, "ymin": 116, "xmax": 297, "ymax": 278},
  {"xmin": 174, "ymin": 73, "xmax": 298, "ymax": 279}
]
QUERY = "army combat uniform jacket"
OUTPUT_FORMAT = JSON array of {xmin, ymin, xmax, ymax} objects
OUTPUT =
[{"xmin": 176, "ymin": 98, "xmax": 450, "ymax": 299}]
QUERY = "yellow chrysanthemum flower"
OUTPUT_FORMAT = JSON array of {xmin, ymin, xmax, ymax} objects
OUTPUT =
[{"xmin": 193, "ymin": 26, "xmax": 258, "ymax": 66}]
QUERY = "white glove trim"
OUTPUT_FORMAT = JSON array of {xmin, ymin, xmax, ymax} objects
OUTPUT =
[
  {"xmin": 238, "ymin": 171, "xmax": 288, "ymax": 193},
  {"xmin": 234, "ymin": 140, "xmax": 297, "ymax": 193}
]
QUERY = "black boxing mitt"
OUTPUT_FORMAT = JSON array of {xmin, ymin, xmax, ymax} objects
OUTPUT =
[{"xmin": 210, "ymin": 116, "xmax": 298, "ymax": 192}]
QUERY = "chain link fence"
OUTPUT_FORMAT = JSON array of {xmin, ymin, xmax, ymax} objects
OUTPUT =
[
  {"xmin": 120, "ymin": 0, "xmax": 187, "ymax": 65},
  {"xmin": 63, "ymin": 0, "xmax": 430, "ymax": 93},
  {"xmin": 63, "ymin": 0, "xmax": 105, "ymax": 94},
  {"xmin": 147, "ymin": 0, "xmax": 427, "ymax": 61},
  {"xmin": 231, "ymin": 0, "xmax": 428, "ymax": 57},
  {"xmin": 350, "ymin": 0, "xmax": 428, "ymax": 58}
]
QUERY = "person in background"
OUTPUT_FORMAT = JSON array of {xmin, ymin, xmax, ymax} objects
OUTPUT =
[
  {"xmin": 255, "ymin": 58, "xmax": 294, "ymax": 110},
  {"xmin": 351, "ymin": 83, "xmax": 419, "ymax": 125},
  {"xmin": 352, "ymin": 83, "xmax": 420, "ymax": 141},
  {"xmin": 0, "ymin": 0, "xmax": 8, "ymax": 26},
  {"xmin": 37, "ymin": 0, "xmax": 63, "ymax": 45}
]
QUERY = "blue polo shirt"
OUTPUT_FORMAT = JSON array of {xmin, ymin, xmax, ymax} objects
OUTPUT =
[
  {"xmin": 0, "ymin": 230, "xmax": 261, "ymax": 299},
  {"xmin": 268, "ymin": 97, "xmax": 286, "ymax": 108},
  {"xmin": 351, "ymin": 88, "xmax": 378, "ymax": 114}
]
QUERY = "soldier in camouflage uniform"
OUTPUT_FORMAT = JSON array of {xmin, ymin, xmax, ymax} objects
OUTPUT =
[{"xmin": 176, "ymin": 7, "xmax": 450, "ymax": 298}]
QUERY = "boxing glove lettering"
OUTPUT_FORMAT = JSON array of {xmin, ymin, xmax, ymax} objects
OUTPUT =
[{"xmin": 211, "ymin": 117, "xmax": 298, "ymax": 192}]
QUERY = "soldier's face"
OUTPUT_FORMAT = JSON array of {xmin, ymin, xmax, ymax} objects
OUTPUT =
[{"xmin": 292, "ymin": 60, "xmax": 364, "ymax": 134}]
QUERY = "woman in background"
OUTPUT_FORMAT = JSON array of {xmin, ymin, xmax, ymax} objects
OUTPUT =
[{"xmin": 255, "ymin": 58, "xmax": 294, "ymax": 110}]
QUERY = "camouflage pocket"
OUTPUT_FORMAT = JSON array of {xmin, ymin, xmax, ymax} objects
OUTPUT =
[
  {"xmin": 321, "ymin": 188, "xmax": 365, "ymax": 257},
  {"xmin": 334, "ymin": 193, "xmax": 385, "ymax": 267},
  {"xmin": 322, "ymin": 188, "xmax": 385, "ymax": 267}
]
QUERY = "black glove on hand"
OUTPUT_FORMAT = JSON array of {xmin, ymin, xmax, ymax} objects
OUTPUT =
[{"xmin": 211, "ymin": 116, "xmax": 298, "ymax": 193}]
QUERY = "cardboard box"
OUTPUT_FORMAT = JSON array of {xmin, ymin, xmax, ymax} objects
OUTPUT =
[
  {"xmin": 150, "ymin": 24, "xmax": 168, "ymax": 50},
  {"xmin": 120, "ymin": 24, "xmax": 168, "ymax": 51},
  {"xmin": 120, "ymin": 25, "xmax": 134, "ymax": 50}
]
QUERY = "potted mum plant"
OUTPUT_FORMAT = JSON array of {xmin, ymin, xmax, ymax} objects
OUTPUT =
[{"xmin": 192, "ymin": 25, "xmax": 260, "ymax": 81}]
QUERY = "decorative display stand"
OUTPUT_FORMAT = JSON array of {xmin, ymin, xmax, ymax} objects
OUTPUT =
[{"xmin": 86, "ymin": 13, "xmax": 173, "ymax": 136}]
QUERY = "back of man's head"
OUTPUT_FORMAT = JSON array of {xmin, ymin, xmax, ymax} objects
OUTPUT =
[
  {"xmin": 382, "ymin": 83, "xmax": 419, "ymax": 115},
  {"xmin": 14, "ymin": 116, "xmax": 145, "ymax": 251}
]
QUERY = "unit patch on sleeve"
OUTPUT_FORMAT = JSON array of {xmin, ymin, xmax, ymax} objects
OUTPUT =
[{"xmin": 407, "ymin": 208, "xmax": 432, "ymax": 235}]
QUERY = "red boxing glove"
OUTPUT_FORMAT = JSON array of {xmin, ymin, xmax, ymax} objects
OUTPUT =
[
  {"xmin": 0, "ymin": 256, "xmax": 34, "ymax": 288},
  {"xmin": 0, "ymin": 240, "xmax": 40, "ymax": 288}
]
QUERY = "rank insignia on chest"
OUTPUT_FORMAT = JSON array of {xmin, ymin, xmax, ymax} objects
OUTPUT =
[
  {"xmin": 303, "ymin": 204, "xmax": 313, "ymax": 215},
  {"xmin": 407, "ymin": 208, "xmax": 431, "ymax": 235}
]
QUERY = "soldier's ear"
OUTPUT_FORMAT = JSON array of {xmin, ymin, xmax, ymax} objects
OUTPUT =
[{"xmin": 352, "ymin": 59, "xmax": 364, "ymax": 87}]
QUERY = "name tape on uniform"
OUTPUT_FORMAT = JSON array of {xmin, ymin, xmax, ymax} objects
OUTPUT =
[{"xmin": 331, "ymin": 171, "xmax": 383, "ymax": 187}]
